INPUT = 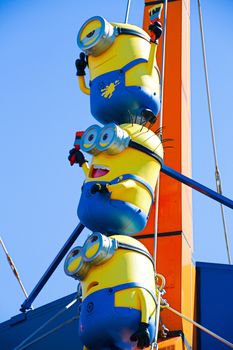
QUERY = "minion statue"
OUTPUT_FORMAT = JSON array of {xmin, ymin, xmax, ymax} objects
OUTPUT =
[
  {"xmin": 64, "ymin": 232, "xmax": 158, "ymax": 350},
  {"xmin": 75, "ymin": 5, "xmax": 163, "ymax": 125},
  {"xmin": 68, "ymin": 123, "xmax": 163, "ymax": 236}
]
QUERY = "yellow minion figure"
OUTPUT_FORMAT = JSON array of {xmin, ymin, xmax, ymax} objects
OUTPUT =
[
  {"xmin": 64, "ymin": 232, "xmax": 157, "ymax": 349},
  {"xmin": 68, "ymin": 123, "xmax": 163, "ymax": 236},
  {"xmin": 75, "ymin": 12, "xmax": 163, "ymax": 125}
]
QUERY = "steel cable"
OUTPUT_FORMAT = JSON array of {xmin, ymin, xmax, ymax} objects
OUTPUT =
[{"xmin": 197, "ymin": 0, "xmax": 231, "ymax": 264}]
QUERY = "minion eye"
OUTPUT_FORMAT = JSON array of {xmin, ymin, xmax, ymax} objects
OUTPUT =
[
  {"xmin": 97, "ymin": 123, "xmax": 130, "ymax": 154},
  {"xmin": 64, "ymin": 246, "xmax": 83, "ymax": 276},
  {"xmin": 80, "ymin": 124, "xmax": 101, "ymax": 155},
  {"xmin": 77, "ymin": 16, "xmax": 116, "ymax": 56},
  {"xmin": 88, "ymin": 134, "xmax": 94, "ymax": 141},
  {"xmin": 102, "ymin": 133, "xmax": 108, "ymax": 141},
  {"xmin": 83, "ymin": 233, "xmax": 115, "ymax": 265},
  {"xmin": 84, "ymin": 233, "xmax": 101, "ymax": 261},
  {"xmin": 87, "ymin": 30, "xmax": 95, "ymax": 38}
]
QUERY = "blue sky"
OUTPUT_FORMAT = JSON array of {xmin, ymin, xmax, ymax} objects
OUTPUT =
[{"xmin": 0, "ymin": 0, "xmax": 233, "ymax": 323}]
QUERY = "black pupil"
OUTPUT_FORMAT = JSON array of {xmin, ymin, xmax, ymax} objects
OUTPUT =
[
  {"xmin": 103, "ymin": 133, "xmax": 108, "ymax": 141},
  {"xmin": 72, "ymin": 249, "xmax": 80, "ymax": 257},
  {"xmin": 91, "ymin": 236, "xmax": 98, "ymax": 243},
  {"xmin": 88, "ymin": 134, "xmax": 94, "ymax": 141},
  {"xmin": 87, "ymin": 30, "xmax": 95, "ymax": 38}
]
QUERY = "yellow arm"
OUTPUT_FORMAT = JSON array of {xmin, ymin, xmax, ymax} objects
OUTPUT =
[
  {"xmin": 137, "ymin": 288, "xmax": 156, "ymax": 324},
  {"xmin": 81, "ymin": 162, "xmax": 90, "ymax": 177},
  {"xmin": 148, "ymin": 42, "xmax": 158, "ymax": 76},
  {"xmin": 78, "ymin": 76, "xmax": 90, "ymax": 95}
]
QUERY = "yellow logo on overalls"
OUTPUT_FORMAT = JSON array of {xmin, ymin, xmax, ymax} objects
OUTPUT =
[{"xmin": 101, "ymin": 80, "xmax": 120, "ymax": 99}]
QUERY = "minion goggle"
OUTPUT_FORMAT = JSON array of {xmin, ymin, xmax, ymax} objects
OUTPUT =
[
  {"xmin": 76, "ymin": 123, "xmax": 163, "ymax": 164},
  {"xmin": 77, "ymin": 16, "xmax": 150, "ymax": 56},
  {"xmin": 64, "ymin": 232, "xmax": 154, "ymax": 280}
]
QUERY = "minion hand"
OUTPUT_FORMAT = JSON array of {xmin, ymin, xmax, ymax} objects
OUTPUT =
[
  {"xmin": 149, "ymin": 21, "xmax": 162, "ymax": 43},
  {"xmin": 130, "ymin": 322, "xmax": 150, "ymax": 349},
  {"xmin": 75, "ymin": 52, "xmax": 87, "ymax": 76},
  {"xmin": 91, "ymin": 183, "xmax": 109, "ymax": 194},
  {"xmin": 68, "ymin": 148, "xmax": 87, "ymax": 167}
]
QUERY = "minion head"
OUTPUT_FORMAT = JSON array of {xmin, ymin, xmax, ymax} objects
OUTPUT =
[
  {"xmin": 64, "ymin": 233, "xmax": 155, "ymax": 297},
  {"xmin": 77, "ymin": 123, "xmax": 163, "ymax": 184},
  {"xmin": 77, "ymin": 16, "xmax": 150, "ymax": 57}
]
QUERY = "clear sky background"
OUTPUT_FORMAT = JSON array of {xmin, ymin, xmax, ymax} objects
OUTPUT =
[{"xmin": 0, "ymin": 0, "xmax": 233, "ymax": 323}]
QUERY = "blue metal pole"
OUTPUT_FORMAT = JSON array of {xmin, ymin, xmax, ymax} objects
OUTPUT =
[
  {"xmin": 20, "ymin": 223, "xmax": 85, "ymax": 312},
  {"xmin": 161, "ymin": 164, "xmax": 233, "ymax": 210}
]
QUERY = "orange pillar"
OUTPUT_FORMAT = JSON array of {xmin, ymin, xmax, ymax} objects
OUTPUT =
[{"xmin": 137, "ymin": 0, "xmax": 194, "ymax": 347}]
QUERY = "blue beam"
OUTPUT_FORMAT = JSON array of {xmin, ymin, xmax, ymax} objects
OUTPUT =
[
  {"xmin": 161, "ymin": 164, "xmax": 233, "ymax": 210},
  {"xmin": 20, "ymin": 223, "xmax": 85, "ymax": 312}
]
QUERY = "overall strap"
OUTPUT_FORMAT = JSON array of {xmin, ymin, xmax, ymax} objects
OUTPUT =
[
  {"xmin": 110, "ymin": 282, "xmax": 157, "ymax": 304},
  {"xmin": 109, "ymin": 174, "xmax": 154, "ymax": 201},
  {"xmin": 120, "ymin": 58, "xmax": 147, "ymax": 73}
]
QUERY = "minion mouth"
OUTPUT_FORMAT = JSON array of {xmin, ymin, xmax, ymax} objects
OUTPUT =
[{"xmin": 91, "ymin": 165, "xmax": 110, "ymax": 178}]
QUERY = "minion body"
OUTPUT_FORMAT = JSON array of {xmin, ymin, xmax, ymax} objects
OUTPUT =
[
  {"xmin": 78, "ymin": 124, "xmax": 163, "ymax": 235},
  {"xmin": 65, "ymin": 234, "xmax": 156, "ymax": 350},
  {"xmin": 77, "ymin": 18, "xmax": 160, "ymax": 124}
]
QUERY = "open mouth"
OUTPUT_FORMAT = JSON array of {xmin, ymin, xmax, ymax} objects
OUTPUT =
[{"xmin": 91, "ymin": 165, "xmax": 110, "ymax": 178}]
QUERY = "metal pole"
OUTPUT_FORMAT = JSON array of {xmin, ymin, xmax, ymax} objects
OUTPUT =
[
  {"xmin": 197, "ymin": 0, "xmax": 231, "ymax": 264},
  {"xmin": 20, "ymin": 223, "xmax": 85, "ymax": 312},
  {"xmin": 161, "ymin": 164, "xmax": 233, "ymax": 210},
  {"xmin": 124, "ymin": 0, "xmax": 131, "ymax": 23},
  {"xmin": 0, "ymin": 237, "xmax": 30, "ymax": 301}
]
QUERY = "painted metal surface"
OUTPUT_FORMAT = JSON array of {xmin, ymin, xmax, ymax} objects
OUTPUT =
[
  {"xmin": 141, "ymin": 0, "xmax": 195, "ymax": 347},
  {"xmin": 196, "ymin": 262, "xmax": 233, "ymax": 349},
  {"xmin": 0, "ymin": 293, "xmax": 82, "ymax": 350},
  {"xmin": 158, "ymin": 336, "xmax": 183, "ymax": 349}
]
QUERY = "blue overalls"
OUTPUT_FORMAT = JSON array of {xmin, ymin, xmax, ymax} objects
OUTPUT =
[
  {"xmin": 90, "ymin": 58, "xmax": 160, "ymax": 125},
  {"xmin": 79, "ymin": 282, "xmax": 156, "ymax": 350},
  {"xmin": 77, "ymin": 175, "xmax": 154, "ymax": 236}
]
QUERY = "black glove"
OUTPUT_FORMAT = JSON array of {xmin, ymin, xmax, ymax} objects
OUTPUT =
[
  {"xmin": 149, "ymin": 21, "xmax": 162, "ymax": 42},
  {"xmin": 130, "ymin": 322, "xmax": 150, "ymax": 349},
  {"xmin": 75, "ymin": 52, "xmax": 87, "ymax": 76},
  {"xmin": 68, "ymin": 148, "xmax": 87, "ymax": 167},
  {"xmin": 91, "ymin": 183, "xmax": 108, "ymax": 194}
]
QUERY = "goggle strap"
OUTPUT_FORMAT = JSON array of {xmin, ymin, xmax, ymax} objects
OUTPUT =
[
  {"xmin": 118, "ymin": 242, "xmax": 154, "ymax": 266},
  {"xmin": 129, "ymin": 140, "xmax": 164, "ymax": 166},
  {"xmin": 116, "ymin": 27, "xmax": 151, "ymax": 43}
]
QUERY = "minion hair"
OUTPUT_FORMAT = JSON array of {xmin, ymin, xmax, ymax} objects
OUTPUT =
[
  {"xmin": 153, "ymin": 137, "xmax": 174, "ymax": 152},
  {"xmin": 161, "ymin": 138, "xmax": 174, "ymax": 144},
  {"xmin": 128, "ymin": 110, "xmax": 134, "ymax": 126},
  {"xmin": 154, "ymin": 126, "xmax": 165, "ymax": 136}
]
